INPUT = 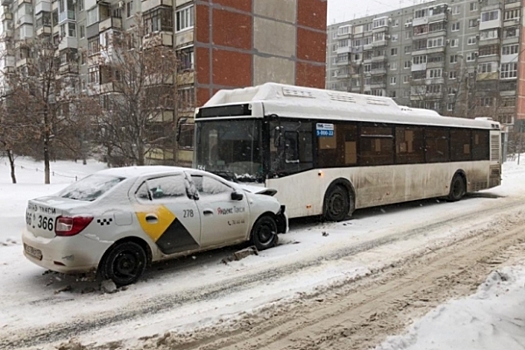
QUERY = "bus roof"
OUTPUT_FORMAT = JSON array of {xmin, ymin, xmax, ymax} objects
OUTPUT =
[{"xmin": 202, "ymin": 83, "xmax": 500, "ymax": 130}]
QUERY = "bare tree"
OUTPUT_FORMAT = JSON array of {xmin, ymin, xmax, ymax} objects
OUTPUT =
[
  {"xmin": 94, "ymin": 15, "xmax": 179, "ymax": 166},
  {"xmin": 6, "ymin": 37, "xmax": 99, "ymax": 183}
]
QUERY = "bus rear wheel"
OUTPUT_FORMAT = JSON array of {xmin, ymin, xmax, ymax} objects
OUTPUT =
[
  {"xmin": 447, "ymin": 174, "xmax": 466, "ymax": 202},
  {"xmin": 324, "ymin": 185, "xmax": 350, "ymax": 222}
]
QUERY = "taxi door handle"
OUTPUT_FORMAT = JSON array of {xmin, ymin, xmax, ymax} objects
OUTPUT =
[
  {"xmin": 145, "ymin": 214, "xmax": 158, "ymax": 223},
  {"xmin": 203, "ymin": 209, "xmax": 213, "ymax": 215}
]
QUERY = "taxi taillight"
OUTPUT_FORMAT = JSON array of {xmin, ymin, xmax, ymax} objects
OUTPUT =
[{"xmin": 55, "ymin": 216, "xmax": 93, "ymax": 236}]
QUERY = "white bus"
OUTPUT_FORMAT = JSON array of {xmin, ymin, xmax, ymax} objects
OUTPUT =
[{"xmin": 193, "ymin": 83, "xmax": 502, "ymax": 221}]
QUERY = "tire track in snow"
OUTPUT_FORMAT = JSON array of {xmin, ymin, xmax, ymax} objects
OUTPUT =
[{"xmin": 1, "ymin": 197, "xmax": 524, "ymax": 350}]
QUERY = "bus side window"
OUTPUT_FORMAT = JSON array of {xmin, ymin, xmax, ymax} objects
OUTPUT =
[
  {"xmin": 472, "ymin": 130, "xmax": 489, "ymax": 160},
  {"xmin": 395, "ymin": 126, "xmax": 424, "ymax": 164},
  {"xmin": 425, "ymin": 127, "xmax": 449, "ymax": 162},
  {"xmin": 284, "ymin": 131, "xmax": 299, "ymax": 163},
  {"xmin": 450, "ymin": 128, "xmax": 471, "ymax": 161}
]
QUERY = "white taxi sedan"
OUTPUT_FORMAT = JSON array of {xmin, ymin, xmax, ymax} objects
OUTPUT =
[{"xmin": 22, "ymin": 166, "xmax": 287, "ymax": 286}]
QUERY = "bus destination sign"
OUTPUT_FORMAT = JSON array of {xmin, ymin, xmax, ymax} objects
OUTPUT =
[{"xmin": 316, "ymin": 123, "xmax": 334, "ymax": 137}]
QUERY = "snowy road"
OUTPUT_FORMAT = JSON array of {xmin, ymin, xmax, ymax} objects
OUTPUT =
[{"xmin": 0, "ymin": 159, "xmax": 525, "ymax": 350}]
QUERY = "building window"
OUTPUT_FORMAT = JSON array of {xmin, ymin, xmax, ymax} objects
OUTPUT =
[
  {"xmin": 481, "ymin": 10, "xmax": 499, "ymax": 22},
  {"xmin": 500, "ymin": 63, "xmax": 517, "ymax": 79},
  {"xmin": 176, "ymin": 5, "xmax": 194, "ymax": 32},
  {"xmin": 479, "ymin": 44, "xmax": 499, "ymax": 56},
  {"xmin": 504, "ymin": 9, "xmax": 520, "ymax": 21},
  {"xmin": 390, "ymin": 76, "xmax": 397, "ymax": 85},
  {"xmin": 404, "ymin": 60, "xmax": 411, "ymax": 69},
  {"xmin": 453, "ymin": 5, "xmax": 460, "ymax": 15},
  {"xmin": 144, "ymin": 7, "xmax": 173, "ymax": 34},
  {"xmin": 403, "ymin": 75, "xmax": 410, "ymax": 84},
  {"xmin": 480, "ymin": 29, "xmax": 498, "ymax": 40},
  {"xmin": 126, "ymin": 1, "xmax": 133, "ymax": 18},
  {"xmin": 177, "ymin": 119, "xmax": 194, "ymax": 150},
  {"xmin": 404, "ymin": 45, "xmax": 411, "ymax": 54},
  {"xmin": 479, "ymin": 97, "xmax": 493, "ymax": 107},
  {"xmin": 79, "ymin": 25, "xmax": 85, "ymax": 38},
  {"xmin": 427, "ymin": 68, "xmax": 442, "ymax": 78},
  {"xmin": 78, "ymin": 0, "xmax": 84, "ymax": 11},
  {"xmin": 391, "ymin": 48, "xmax": 398, "ymax": 56},
  {"xmin": 502, "ymin": 44, "xmax": 519, "ymax": 55},
  {"xmin": 391, "ymin": 34, "xmax": 398, "ymax": 42},
  {"xmin": 504, "ymin": 27, "xmax": 518, "ymax": 38},
  {"xmin": 451, "ymin": 22, "xmax": 460, "ymax": 31},
  {"xmin": 88, "ymin": 37, "xmax": 99, "ymax": 56},
  {"xmin": 178, "ymin": 46, "xmax": 194, "ymax": 71},
  {"xmin": 447, "ymin": 103, "xmax": 454, "ymax": 111},
  {"xmin": 414, "ymin": 9, "xmax": 428, "ymax": 19},
  {"xmin": 466, "ymin": 52, "xmax": 477, "ymax": 61},
  {"xmin": 449, "ymin": 71, "xmax": 457, "ymax": 79},
  {"xmin": 470, "ymin": 2, "xmax": 477, "ymax": 11},
  {"xmin": 427, "ymin": 37, "xmax": 444, "ymax": 48},
  {"xmin": 450, "ymin": 54, "xmax": 458, "ymax": 63},
  {"xmin": 468, "ymin": 19, "xmax": 478, "ymax": 27},
  {"xmin": 426, "ymin": 84, "xmax": 441, "ymax": 94},
  {"xmin": 405, "ymin": 31, "xmax": 411, "ymax": 39},
  {"xmin": 413, "ymin": 55, "xmax": 426, "ymax": 64},
  {"xmin": 87, "ymin": 7, "xmax": 98, "ymax": 26},
  {"xmin": 478, "ymin": 62, "xmax": 495, "ymax": 73},
  {"xmin": 467, "ymin": 36, "xmax": 477, "ymax": 45},
  {"xmin": 450, "ymin": 38, "xmax": 459, "ymax": 47}
]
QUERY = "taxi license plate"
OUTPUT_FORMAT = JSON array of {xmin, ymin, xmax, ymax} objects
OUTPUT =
[{"xmin": 24, "ymin": 244, "xmax": 43, "ymax": 261}]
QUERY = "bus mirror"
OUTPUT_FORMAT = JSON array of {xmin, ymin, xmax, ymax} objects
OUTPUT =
[
  {"xmin": 273, "ymin": 127, "xmax": 283, "ymax": 147},
  {"xmin": 176, "ymin": 118, "xmax": 187, "ymax": 144}
]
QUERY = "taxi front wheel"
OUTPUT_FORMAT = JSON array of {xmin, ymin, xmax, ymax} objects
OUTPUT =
[
  {"xmin": 99, "ymin": 241, "xmax": 147, "ymax": 287},
  {"xmin": 251, "ymin": 215, "xmax": 279, "ymax": 251}
]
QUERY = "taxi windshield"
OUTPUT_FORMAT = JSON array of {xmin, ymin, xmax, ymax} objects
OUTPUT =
[{"xmin": 59, "ymin": 175, "xmax": 125, "ymax": 202}]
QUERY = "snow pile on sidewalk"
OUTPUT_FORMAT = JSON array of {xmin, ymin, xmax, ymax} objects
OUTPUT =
[{"xmin": 377, "ymin": 265, "xmax": 525, "ymax": 350}]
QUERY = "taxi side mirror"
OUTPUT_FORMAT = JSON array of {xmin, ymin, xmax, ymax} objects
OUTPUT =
[{"xmin": 231, "ymin": 191, "xmax": 243, "ymax": 201}]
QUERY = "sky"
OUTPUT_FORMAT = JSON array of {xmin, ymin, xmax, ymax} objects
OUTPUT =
[{"xmin": 327, "ymin": 0, "xmax": 435, "ymax": 25}]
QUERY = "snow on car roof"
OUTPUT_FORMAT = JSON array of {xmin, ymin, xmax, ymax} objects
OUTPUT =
[{"xmin": 96, "ymin": 166, "xmax": 193, "ymax": 179}]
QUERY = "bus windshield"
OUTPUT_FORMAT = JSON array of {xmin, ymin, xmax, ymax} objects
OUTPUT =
[{"xmin": 195, "ymin": 119, "xmax": 264, "ymax": 182}]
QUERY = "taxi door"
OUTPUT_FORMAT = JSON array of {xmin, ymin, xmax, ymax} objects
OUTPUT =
[
  {"xmin": 189, "ymin": 174, "xmax": 249, "ymax": 247},
  {"xmin": 134, "ymin": 173, "xmax": 201, "ymax": 255}
]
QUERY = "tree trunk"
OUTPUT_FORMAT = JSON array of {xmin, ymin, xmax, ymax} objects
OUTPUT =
[
  {"xmin": 43, "ymin": 108, "xmax": 51, "ymax": 184},
  {"xmin": 7, "ymin": 149, "xmax": 16, "ymax": 184},
  {"xmin": 137, "ymin": 141, "xmax": 145, "ymax": 166}
]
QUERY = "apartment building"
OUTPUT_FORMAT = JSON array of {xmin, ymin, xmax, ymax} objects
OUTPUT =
[
  {"xmin": 0, "ymin": 0, "xmax": 327, "ymax": 165},
  {"xmin": 326, "ymin": 0, "xmax": 524, "ymax": 128}
]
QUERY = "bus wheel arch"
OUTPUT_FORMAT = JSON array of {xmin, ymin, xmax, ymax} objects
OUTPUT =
[
  {"xmin": 323, "ymin": 179, "xmax": 356, "ymax": 222},
  {"xmin": 447, "ymin": 171, "xmax": 467, "ymax": 202}
]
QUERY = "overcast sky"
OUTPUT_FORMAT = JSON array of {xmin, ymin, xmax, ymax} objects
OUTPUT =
[{"xmin": 327, "ymin": 0, "xmax": 434, "ymax": 24}]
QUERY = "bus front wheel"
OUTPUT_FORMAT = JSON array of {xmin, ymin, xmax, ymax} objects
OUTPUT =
[
  {"xmin": 447, "ymin": 174, "xmax": 466, "ymax": 202},
  {"xmin": 324, "ymin": 185, "xmax": 351, "ymax": 222}
]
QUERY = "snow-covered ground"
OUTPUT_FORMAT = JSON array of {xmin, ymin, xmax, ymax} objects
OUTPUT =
[{"xmin": 0, "ymin": 156, "xmax": 524, "ymax": 349}]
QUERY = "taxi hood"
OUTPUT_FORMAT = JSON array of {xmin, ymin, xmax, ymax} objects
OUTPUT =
[{"xmin": 237, "ymin": 184, "xmax": 277, "ymax": 197}]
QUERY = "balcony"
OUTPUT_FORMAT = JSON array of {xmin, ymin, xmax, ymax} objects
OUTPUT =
[
  {"xmin": 1, "ymin": 0, "xmax": 12, "ymax": 5},
  {"xmin": 100, "ymin": 82, "xmax": 119, "ymax": 94},
  {"xmin": 15, "ymin": 57, "xmax": 31, "ymax": 68},
  {"xmin": 411, "ymin": 63, "xmax": 426, "ymax": 71},
  {"xmin": 58, "ymin": 10, "xmax": 75, "ymax": 23},
  {"xmin": 371, "ymin": 55, "xmax": 386, "ymax": 62},
  {"xmin": 58, "ymin": 36, "xmax": 78, "ymax": 51},
  {"xmin": 477, "ymin": 72, "xmax": 499, "ymax": 80},
  {"xmin": 99, "ymin": 17, "xmax": 122, "ymax": 32},
  {"xmin": 35, "ymin": 1, "xmax": 52, "ymax": 14},
  {"xmin": 1, "ymin": 12, "xmax": 12, "ymax": 21},
  {"xmin": 58, "ymin": 63, "xmax": 79, "ymax": 75},
  {"xmin": 336, "ymin": 46, "xmax": 351, "ymax": 54},
  {"xmin": 425, "ymin": 46, "xmax": 445, "ymax": 55},
  {"xmin": 143, "ymin": 32, "xmax": 173, "ymax": 48},
  {"xmin": 370, "ymin": 81, "xmax": 386, "ymax": 88},
  {"xmin": 2, "ymin": 29, "xmax": 13, "ymax": 38},
  {"xmin": 372, "ymin": 39, "xmax": 387, "ymax": 47},
  {"xmin": 37, "ymin": 26, "xmax": 52, "ymax": 36},
  {"xmin": 370, "ymin": 68, "xmax": 387, "ymax": 75},
  {"xmin": 412, "ymin": 17, "xmax": 428, "ymax": 27},
  {"xmin": 16, "ymin": 0, "xmax": 30, "ymax": 5},
  {"xmin": 141, "ymin": 0, "xmax": 172, "ymax": 13}
]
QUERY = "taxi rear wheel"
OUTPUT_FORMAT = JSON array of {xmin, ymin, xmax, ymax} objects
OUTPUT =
[
  {"xmin": 251, "ymin": 215, "xmax": 278, "ymax": 251},
  {"xmin": 99, "ymin": 241, "xmax": 147, "ymax": 287}
]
